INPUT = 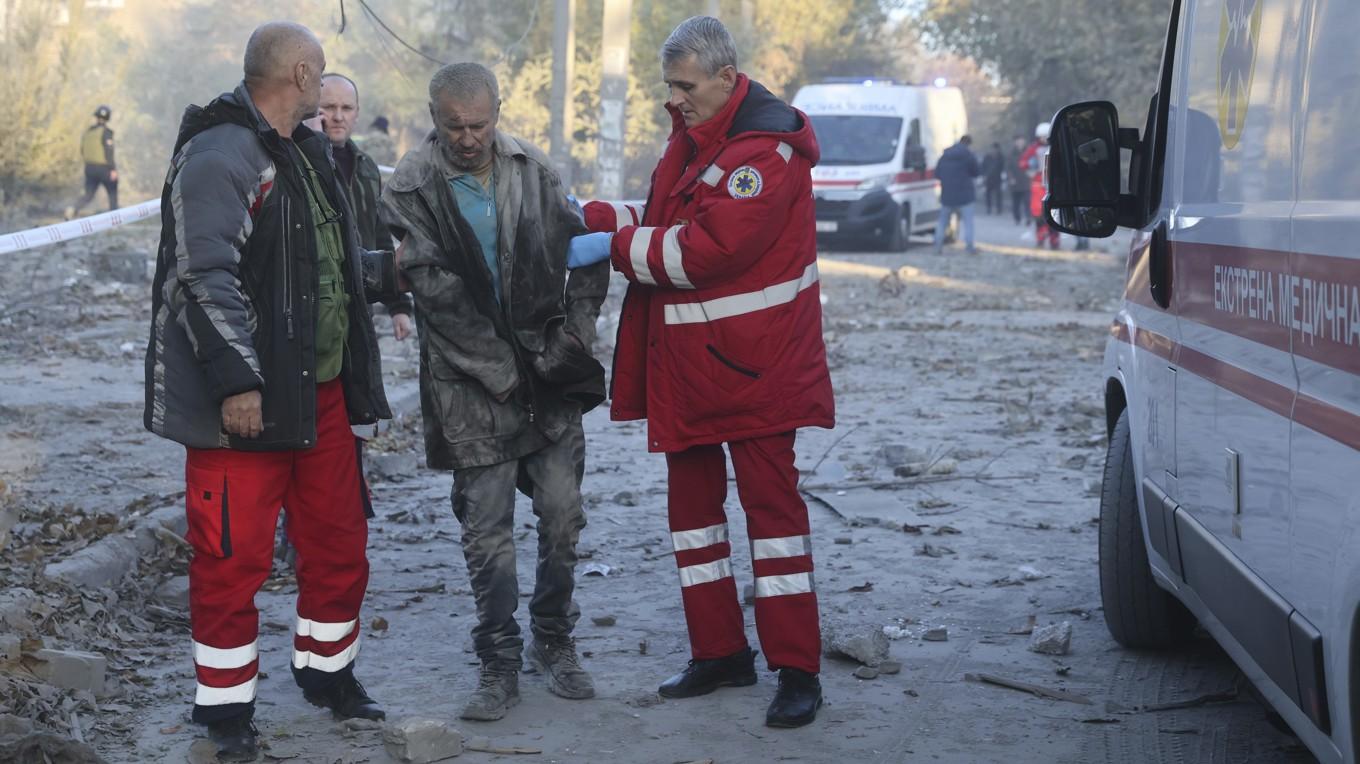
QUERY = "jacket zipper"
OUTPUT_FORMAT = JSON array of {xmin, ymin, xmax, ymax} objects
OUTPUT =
[
  {"xmin": 706, "ymin": 344, "xmax": 760, "ymax": 379},
  {"xmin": 282, "ymin": 197, "xmax": 295, "ymax": 340}
]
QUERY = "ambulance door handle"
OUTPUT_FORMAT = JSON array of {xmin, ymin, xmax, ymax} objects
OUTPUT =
[{"xmin": 1149, "ymin": 220, "xmax": 1172, "ymax": 310}]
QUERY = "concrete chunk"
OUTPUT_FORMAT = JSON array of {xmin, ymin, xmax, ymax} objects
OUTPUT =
[
  {"xmin": 29, "ymin": 648, "xmax": 107, "ymax": 695},
  {"xmin": 383, "ymin": 718, "xmax": 463, "ymax": 763},
  {"xmin": 822, "ymin": 622, "xmax": 890, "ymax": 667},
  {"xmin": 1028, "ymin": 621, "xmax": 1073, "ymax": 656},
  {"xmin": 154, "ymin": 576, "xmax": 190, "ymax": 610},
  {"xmin": 43, "ymin": 536, "xmax": 140, "ymax": 589}
]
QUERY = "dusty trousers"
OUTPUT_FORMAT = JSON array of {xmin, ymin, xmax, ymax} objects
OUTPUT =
[
  {"xmin": 450, "ymin": 414, "xmax": 587, "ymax": 667},
  {"xmin": 184, "ymin": 379, "xmax": 371, "ymax": 723},
  {"xmin": 665, "ymin": 431, "xmax": 821, "ymax": 675}
]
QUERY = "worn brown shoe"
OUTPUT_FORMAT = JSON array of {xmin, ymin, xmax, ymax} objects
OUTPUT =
[
  {"xmin": 459, "ymin": 664, "xmax": 520, "ymax": 721},
  {"xmin": 527, "ymin": 636, "xmax": 596, "ymax": 699}
]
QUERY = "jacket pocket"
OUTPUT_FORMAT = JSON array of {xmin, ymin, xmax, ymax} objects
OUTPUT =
[
  {"xmin": 185, "ymin": 464, "xmax": 232, "ymax": 558},
  {"xmin": 706, "ymin": 344, "xmax": 761, "ymax": 379},
  {"xmin": 427, "ymin": 355, "xmax": 473, "ymax": 441}
]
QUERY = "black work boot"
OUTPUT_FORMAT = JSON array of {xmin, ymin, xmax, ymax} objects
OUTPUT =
[
  {"xmin": 206, "ymin": 713, "xmax": 260, "ymax": 762},
  {"xmin": 765, "ymin": 668, "xmax": 823, "ymax": 728},
  {"xmin": 658, "ymin": 646, "xmax": 757, "ymax": 698},
  {"xmin": 303, "ymin": 673, "xmax": 386, "ymax": 720}
]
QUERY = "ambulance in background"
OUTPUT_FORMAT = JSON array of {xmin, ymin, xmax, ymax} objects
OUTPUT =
[
  {"xmin": 1045, "ymin": 1, "xmax": 1360, "ymax": 761},
  {"xmin": 792, "ymin": 79, "xmax": 967, "ymax": 251}
]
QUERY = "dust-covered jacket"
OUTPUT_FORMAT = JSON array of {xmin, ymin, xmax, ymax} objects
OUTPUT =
[
  {"xmin": 144, "ymin": 82, "xmax": 402, "ymax": 451},
  {"xmin": 381, "ymin": 129, "xmax": 608, "ymax": 470}
]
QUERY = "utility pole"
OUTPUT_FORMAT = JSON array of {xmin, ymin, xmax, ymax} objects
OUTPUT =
[
  {"xmin": 549, "ymin": 0, "xmax": 576, "ymax": 187},
  {"xmin": 595, "ymin": 0, "xmax": 631, "ymax": 201}
]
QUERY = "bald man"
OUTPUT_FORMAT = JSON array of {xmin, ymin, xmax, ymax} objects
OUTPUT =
[
  {"xmin": 318, "ymin": 73, "xmax": 414, "ymax": 340},
  {"xmin": 145, "ymin": 22, "xmax": 404, "ymax": 760}
]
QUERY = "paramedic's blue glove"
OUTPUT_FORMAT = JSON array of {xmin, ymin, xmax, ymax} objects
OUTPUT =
[
  {"xmin": 567, "ymin": 232, "xmax": 613, "ymax": 269},
  {"xmin": 566, "ymin": 194, "xmax": 584, "ymax": 219}
]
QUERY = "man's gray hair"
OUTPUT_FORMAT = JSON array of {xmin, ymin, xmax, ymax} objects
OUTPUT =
[
  {"xmin": 244, "ymin": 21, "xmax": 319, "ymax": 83},
  {"xmin": 661, "ymin": 16, "xmax": 737, "ymax": 76},
  {"xmin": 429, "ymin": 62, "xmax": 500, "ymax": 105}
]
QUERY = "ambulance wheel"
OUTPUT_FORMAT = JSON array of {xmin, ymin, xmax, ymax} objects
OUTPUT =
[
  {"xmin": 1098, "ymin": 408, "xmax": 1195, "ymax": 649},
  {"xmin": 886, "ymin": 204, "xmax": 911, "ymax": 251}
]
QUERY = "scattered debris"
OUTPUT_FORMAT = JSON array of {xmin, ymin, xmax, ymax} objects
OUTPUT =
[
  {"xmin": 0, "ymin": 731, "xmax": 108, "ymax": 764},
  {"xmin": 916, "ymin": 543, "xmax": 955, "ymax": 558},
  {"xmin": 1007, "ymin": 615, "xmax": 1038, "ymax": 635},
  {"xmin": 882, "ymin": 625, "xmax": 910, "ymax": 640},
  {"xmin": 581, "ymin": 562, "xmax": 613, "ymax": 577},
  {"xmin": 613, "ymin": 491, "xmax": 638, "ymax": 507},
  {"xmin": 921, "ymin": 626, "xmax": 949, "ymax": 642},
  {"xmin": 933, "ymin": 525, "xmax": 962, "ymax": 536},
  {"xmin": 383, "ymin": 718, "xmax": 464, "ymax": 763},
  {"xmin": 893, "ymin": 458, "xmax": 958, "ymax": 478},
  {"xmin": 847, "ymin": 582, "xmax": 874, "ymax": 593},
  {"xmin": 343, "ymin": 718, "xmax": 383, "ymax": 731},
  {"xmin": 1112, "ymin": 687, "xmax": 1239, "ymax": 714},
  {"xmin": 626, "ymin": 692, "xmax": 663, "ymax": 708},
  {"xmin": 742, "ymin": 584, "xmax": 756, "ymax": 605},
  {"xmin": 1028, "ymin": 622, "xmax": 1073, "ymax": 656},
  {"xmin": 822, "ymin": 622, "xmax": 890, "ymax": 667},
  {"xmin": 1018, "ymin": 565, "xmax": 1048, "ymax": 581},
  {"xmin": 879, "ymin": 661, "xmax": 901, "ymax": 675},
  {"xmin": 917, "ymin": 498, "xmax": 952, "ymax": 510},
  {"xmin": 853, "ymin": 666, "xmax": 879, "ymax": 680},
  {"xmin": 834, "ymin": 536, "xmax": 853, "ymax": 545},
  {"xmin": 965, "ymin": 673, "xmax": 1093, "ymax": 705},
  {"xmin": 154, "ymin": 576, "xmax": 189, "ymax": 609},
  {"xmin": 638, "ymin": 639, "xmax": 649, "ymax": 656},
  {"xmin": 591, "ymin": 615, "xmax": 617, "ymax": 627},
  {"xmin": 904, "ymin": 689, "xmax": 919, "ymax": 697},
  {"xmin": 26, "ymin": 649, "xmax": 107, "ymax": 695},
  {"xmin": 1055, "ymin": 665, "xmax": 1072, "ymax": 676},
  {"xmin": 465, "ymin": 742, "xmax": 543, "ymax": 755},
  {"xmin": 371, "ymin": 616, "xmax": 389, "ymax": 633}
]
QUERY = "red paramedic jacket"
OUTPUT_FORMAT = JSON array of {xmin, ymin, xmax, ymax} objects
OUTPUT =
[{"xmin": 584, "ymin": 75, "xmax": 835, "ymax": 453}]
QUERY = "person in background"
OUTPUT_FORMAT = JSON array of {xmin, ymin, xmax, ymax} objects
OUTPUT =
[
  {"xmin": 355, "ymin": 115, "xmax": 398, "ymax": 168},
  {"xmin": 68, "ymin": 105, "xmax": 118, "ymax": 218},
  {"xmin": 933, "ymin": 135, "xmax": 980, "ymax": 254},
  {"xmin": 981, "ymin": 142, "xmax": 1004, "ymax": 215},
  {"xmin": 1020, "ymin": 122, "xmax": 1060, "ymax": 249},
  {"xmin": 317, "ymin": 73, "xmax": 414, "ymax": 340},
  {"xmin": 1006, "ymin": 134, "xmax": 1028, "ymax": 225}
]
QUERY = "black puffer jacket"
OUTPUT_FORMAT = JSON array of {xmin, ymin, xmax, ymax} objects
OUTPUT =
[{"xmin": 144, "ymin": 83, "xmax": 401, "ymax": 450}]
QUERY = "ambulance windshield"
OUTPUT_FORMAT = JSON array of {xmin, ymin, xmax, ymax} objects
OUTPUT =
[{"xmin": 809, "ymin": 116, "xmax": 903, "ymax": 166}]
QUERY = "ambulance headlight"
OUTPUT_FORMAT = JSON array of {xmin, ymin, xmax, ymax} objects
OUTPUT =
[{"xmin": 856, "ymin": 174, "xmax": 894, "ymax": 191}]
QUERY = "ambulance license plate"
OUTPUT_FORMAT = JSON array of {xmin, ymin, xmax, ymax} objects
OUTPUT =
[{"xmin": 816, "ymin": 221, "xmax": 838, "ymax": 233}]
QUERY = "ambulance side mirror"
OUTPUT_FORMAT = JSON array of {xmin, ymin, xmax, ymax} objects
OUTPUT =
[{"xmin": 1044, "ymin": 101, "xmax": 1122, "ymax": 238}]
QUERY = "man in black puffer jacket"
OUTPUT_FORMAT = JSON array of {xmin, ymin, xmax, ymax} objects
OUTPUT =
[{"xmin": 143, "ymin": 22, "xmax": 403, "ymax": 761}]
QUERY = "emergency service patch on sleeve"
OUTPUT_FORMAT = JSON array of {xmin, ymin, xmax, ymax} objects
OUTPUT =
[{"xmin": 727, "ymin": 166, "xmax": 763, "ymax": 199}]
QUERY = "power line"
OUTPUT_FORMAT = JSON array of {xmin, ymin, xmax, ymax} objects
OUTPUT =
[{"xmin": 353, "ymin": 0, "xmax": 450, "ymax": 67}]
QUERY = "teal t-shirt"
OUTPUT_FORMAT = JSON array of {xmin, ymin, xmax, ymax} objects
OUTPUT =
[{"xmin": 449, "ymin": 173, "xmax": 500, "ymax": 303}]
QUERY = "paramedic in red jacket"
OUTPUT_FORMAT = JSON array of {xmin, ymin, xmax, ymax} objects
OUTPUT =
[{"xmin": 574, "ymin": 15, "xmax": 835, "ymax": 729}]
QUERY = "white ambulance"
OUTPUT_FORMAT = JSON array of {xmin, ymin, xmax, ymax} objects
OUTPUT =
[
  {"xmin": 791, "ymin": 80, "xmax": 967, "ymax": 250},
  {"xmin": 1045, "ymin": 1, "xmax": 1360, "ymax": 760}
]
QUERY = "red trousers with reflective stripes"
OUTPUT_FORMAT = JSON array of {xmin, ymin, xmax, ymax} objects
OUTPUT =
[
  {"xmin": 665, "ymin": 431, "xmax": 821, "ymax": 675},
  {"xmin": 184, "ymin": 379, "xmax": 369, "ymax": 722}
]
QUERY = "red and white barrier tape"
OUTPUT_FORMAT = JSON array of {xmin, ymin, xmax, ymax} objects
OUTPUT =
[
  {"xmin": 0, "ymin": 168, "xmax": 646, "ymax": 257},
  {"xmin": 0, "ymin": 165, "xmax": 399, "ymax": 257}
]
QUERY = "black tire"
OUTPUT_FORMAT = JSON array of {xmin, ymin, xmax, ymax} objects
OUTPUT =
[
  {"xmin": 1099, "ymin": 408, "xmax": 1196, "ymax": 648},
  {"xmin": 886, "ymin": 203, "xmax": 911, "ymax": 252}
]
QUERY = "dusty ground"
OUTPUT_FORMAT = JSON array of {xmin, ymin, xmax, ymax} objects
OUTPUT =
[{"xmin": 0, "ymin": 214, "xmax": 1317, "ymax": 763}]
